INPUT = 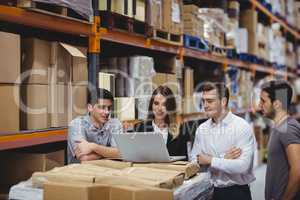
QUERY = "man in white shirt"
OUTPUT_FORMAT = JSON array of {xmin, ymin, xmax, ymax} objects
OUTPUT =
[{"xmin": 190, "ymin": 82, "xmax": 256, "ymax": 200}]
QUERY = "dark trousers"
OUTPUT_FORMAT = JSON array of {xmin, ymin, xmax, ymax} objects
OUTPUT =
[{"xmin": 212, "ymin": 184, "xmax": 252, "ymax": 200}]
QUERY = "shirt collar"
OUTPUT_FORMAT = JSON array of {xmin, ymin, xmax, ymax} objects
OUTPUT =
[
  {"xmin": 210, "ymin": 111, "xmax": 233, "ymax": 126},
  {"xmin": 85, "ymin": 113, "xmax": 110, "ymax": 132}
]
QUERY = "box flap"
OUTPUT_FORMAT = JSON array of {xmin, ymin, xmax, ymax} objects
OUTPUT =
[{"xmin": 59, "ymin": 43, "xmax": 86, "ymax": 58}]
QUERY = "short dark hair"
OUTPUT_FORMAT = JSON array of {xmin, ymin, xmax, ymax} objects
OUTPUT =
[
  {"xmin": 199, "ymin": 82, "xmax": 230, "ymax": 106},
  {"xmin": 261, "ymin": 80, "xmax": 293, "ymax": 110},
  {"xmin": 88, "ymin": 88, "xmax": 114, "ymax": 105},
  {"xmin": 147, "ymin": 86, "xmax": 177, "ymax": 125}
]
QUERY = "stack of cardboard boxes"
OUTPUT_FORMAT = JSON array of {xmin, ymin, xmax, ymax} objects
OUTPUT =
[
  {"xmin": 29, "ymin": 159, "xmax": 200, "ymax": 200},
  {"xmin": 0, "ymin": 31, "xmax": 88, "ymax": 133},
  {"xmin": 0, "ymin": 31, "xmax": 20, "ymax": 132},
  {"xmin": 147, "ymin": 0, "xmax": 183, "ymax": 35},
  {"xmin": 182, "ymin": 4, "xmax": 204, "ymax": 38}
]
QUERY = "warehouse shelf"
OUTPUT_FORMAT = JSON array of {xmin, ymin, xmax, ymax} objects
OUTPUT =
[
  {"xmin": 249, "ymin": 0, "xmax": 300, "ymax": 39},
  {"xmin": 100, "ymin": 28, "xmax": 181, "ymax": 54},
  {"xmin": 0, "ymin": 5, "xmax": 92, "ymax": 36},
  {"xmin": 0, "ymin": 128, "xmax": 67, "ymax": 151},
  {"xmin": 184, "ymin": 48, "xmax": 295, "ymax": 78}
]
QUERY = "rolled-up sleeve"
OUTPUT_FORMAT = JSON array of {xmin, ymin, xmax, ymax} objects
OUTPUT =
[{"xmin": 68, "ymin": 119, "xmax": 86, "ymax": 157}]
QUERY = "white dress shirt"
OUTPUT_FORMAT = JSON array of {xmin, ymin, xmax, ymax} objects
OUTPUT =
[
  {"xmin": 190, "ymin": 111, "xmax": 256, "ymax": 187},
  {"xmin": 152, "ymin": 121, "xmax": 168, "ymax": 144}
]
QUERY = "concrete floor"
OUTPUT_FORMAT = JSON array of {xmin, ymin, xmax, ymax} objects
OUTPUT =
[{"xmin": 250, "ymin": 164, "xmax": 267, "ymax": 200}]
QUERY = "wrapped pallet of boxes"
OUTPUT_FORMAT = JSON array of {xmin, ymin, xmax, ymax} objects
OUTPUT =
[
  {"xmin": 44, "ymin": 182, "xmax": 173, "ymax": 200},
  {"xmin": 0, "ymin": 32, "xmax": 20, "ymax": 133}
]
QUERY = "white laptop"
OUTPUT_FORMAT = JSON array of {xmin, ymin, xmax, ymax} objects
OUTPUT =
[{"xmin": 112, "ymin": 132, "xmax": 186, "ymax": 163}]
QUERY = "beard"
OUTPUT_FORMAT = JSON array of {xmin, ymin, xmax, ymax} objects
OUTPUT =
[{"xmin": 264, "ymin": 108, "xmax": 276, "ymax": 120}]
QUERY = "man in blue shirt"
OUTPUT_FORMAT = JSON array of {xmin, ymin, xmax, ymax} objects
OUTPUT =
[{"xmin": 68, "ymin": 88, "xmax": 122, "ymax": 164}]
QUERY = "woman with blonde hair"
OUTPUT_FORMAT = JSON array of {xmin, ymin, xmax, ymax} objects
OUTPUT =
[{"xmin": 134, "ymin": 86, "xmax": 190, "ymax": 159}]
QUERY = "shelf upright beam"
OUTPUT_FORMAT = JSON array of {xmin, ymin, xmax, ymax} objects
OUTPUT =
[{"xmin": 88, "ymin": 0, "xmax": 101, "ymax": 104}]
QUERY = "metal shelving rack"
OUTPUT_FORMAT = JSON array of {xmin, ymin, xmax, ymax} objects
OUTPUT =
[{"xmin": 0, "ymin": 0, "xmax": 298, "ymax": 150}]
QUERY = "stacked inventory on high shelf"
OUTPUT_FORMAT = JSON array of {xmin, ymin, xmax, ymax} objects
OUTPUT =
[{"xmin": 0, "ymin": 0, "xmax": 300, "ymax": 197}]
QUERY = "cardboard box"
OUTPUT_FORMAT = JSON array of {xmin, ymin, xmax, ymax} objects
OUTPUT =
[
  {"xmin": 240, "ymin": 9, "xmax": 257, "ymax": 32},
  {"xmin": 114, "ymin": 97, "xmax": 136, "ymax": 121},
  {"xmin": 183, "ymin": 4, "xmax": 199, "ymax": 14},
  {"xmin": 162, "ymin": 0, "xmax": 183, "ymax": 34},
  {"xmin": 0, "ymin": 32, "xmax": 20, "ymax": 84},
  {"xmin": 51, "ymin": 42, "xmax": 86, "ymax": 84},
  {"xmin": 69, "ymin": 84, "xmax": 88, "ymax": 121},
  {"xmin": 44, "ymin": 183, "xmax": 109, "ymax": 200},
  {"xmin": 83, "ymin": 159, "xmax": 132, "ymax": 169},
  {"xmin": 109, "ymin": 185, "xmax": 172, "ymax": 200},
  {"xmin": 20, "ymin": 84, "xmax": 49, "ymax": 130},
  {"xmin": 133, "ymin": 161, "xmax": 200, "ymax": 180},
  {"xmin": 166, "ymin": 74, "xmax": 180, "ymax": 96},
  {"xmin": 0, "ymin": 84, "xmax": 20, "ymax": 132},
  {"xmin": 146, "ymin": 0, "xmax": 162, "ymax": 29},
  {"xmin": 248, "ymin": 31, "xmax": 258, "ymax": 56},
  {"xmin": 49, "ymin": 84, "xmax": 68, "ymax": 127},
  {"xmin": 44, "ymin": 182, "xmax": 172, "ymax": 200},
  {"xmin": 71, "ymin": 47, "xmax": 88, "ymax": 84},
  {"xmin": 134, "ymin": 0, "xmax": 146, "ymax": 21},
  {"xmin": 119, "ymin": 167, "xmax": 184, "ymax": 189},
  {"xmin": 99, "ymin": 0, "xmax": 133, "ymax": 17},
  {"xmin": 99, "ymin": 72, "xmax": 115, "ymax": 95},
  {"xmin": 184, "ymin": 68, "xmax": 194, "ymax": 97},
  {"xmin": 152, "ymin": 73, "xmax": 167, "ymax": 89},
  {"xmin": 0, "ymin": 150, "xmax": 64, "ymax": 186},
  {"xmin": 21, "ymin": 38, "xmax": 51, "ymax": 84}
]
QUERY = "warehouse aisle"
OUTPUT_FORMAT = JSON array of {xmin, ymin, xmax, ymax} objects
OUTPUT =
[{"xmin": 250, "ymin": 164, "xmax": 267, "ymax": 200}]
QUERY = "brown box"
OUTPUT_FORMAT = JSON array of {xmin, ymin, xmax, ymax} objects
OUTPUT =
[
  {"xmin": 133, "ymin": 161, "xmax": 199, "ymax": 180},
  {"xmin": 20, "ymin": 84, "xmax": 50, "ymax": 130},
  {"xmin": 134, "ymin": 0, "xmax": 146, "ymax": 22},
  {"xmin": 68, "ymin": 84, "xmax": 88, "ymax": 121},
  {"xmin": 21, "ymin": 38, "xmax": 51, "ymax": 84},
  {"xmin": 152, "ymin": 73, "xmax": 167, "ymax": 89},
  {"xmin": 240, "ymin": 9, "xmax": 257, "ymax": 32},
  {"xmin": 248, "ymin": 31, "xmax": 258, "ymax": 56},
  {"xmin": 0, "ymin": 150, "xmax": 64, "ymax": 186},
  {"xmin": 146, "ymin": 0, "xmax": 162, "ymax": 29},
  {"xmin": 83, "ymin": 159, "xmax": 132, "ymax": 169},
  {"xmin": 166, "ymin": 74, "xmax": 179, "ymax": 96},
  {"xmin": 162, "ymin": 0, "xmax": 183, "ymax": 34},
  {"xmin": 184, "ymin": 67, "xmax": 194, "ymax": 97},
  {"xmin": 51, "ymin": 42, "xmax": 87, "ymax": 84},
  {"xmin": 0, "ymin": 32, "xmax": 20, "ymax": 84},
  {"xmin": 183, "ymin": 4, "xmax": 199, "ymax": 15},
  {"xmin": 109, "ymin": 185, "xmax": 172, "ymax": 200},
  {"xmin": 0, "ymin": 84, "xmax": 20, "ymax": 132},
  {"xmin": 44, "ymin": 182, "xmax": 172, "ymax": 200},
  {"xmin": 49, "ymin": 84, "xmax": 68, "ymax": 127}
]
